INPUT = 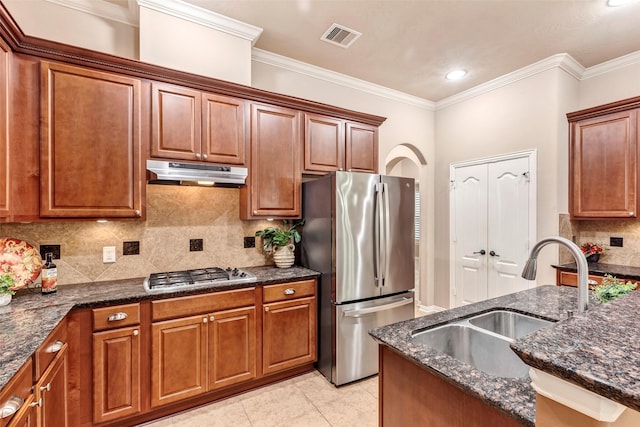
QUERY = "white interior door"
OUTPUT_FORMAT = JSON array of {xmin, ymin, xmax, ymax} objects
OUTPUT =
[
  {"xmin": 452, "ymin": 164, "xmax": 488, "ymax": 306},
  {"xmin": 487, "ymin": 157, "xmax": 533, "ymax": 298},
  {"xmin": 450, "ymin": 151, "xmax": 536, "ymax": 307}
]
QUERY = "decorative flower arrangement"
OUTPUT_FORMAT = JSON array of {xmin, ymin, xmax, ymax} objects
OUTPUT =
[{"xmin": 580, "ymin": 242, "xmax": 604, "ymax": 256}]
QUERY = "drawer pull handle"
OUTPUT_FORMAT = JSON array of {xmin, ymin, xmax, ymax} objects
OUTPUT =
[
  {"xmin": 1, "ymin": 396, "xmax": 23, "ymax": 418},
  {"xmin": 588, "ymin": 279, "xmax": 599, "ymax": 285},
  {"xmin": 284, "ymin": 288, "xmax": 296, "ymax": 295},
  {"xmin": 40, "ymin": 383, "xmax": 51, "ymax": 392},
  {"xmin": 108, "ymin": 312, "xmax": 128, "ymax": 322},
  {"xmin": 49, "ymin": 340, "xmax": 64, "ymax": 353}
]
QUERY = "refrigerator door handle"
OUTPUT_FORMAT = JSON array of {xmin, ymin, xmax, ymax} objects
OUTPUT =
[
  {"xmin": 342, "ymin": 296, "xmax": 414, "ymax": 318},
  {"xmin": 374, "ymin": 182, "xmax": 384, "ymax": 287},
  {"xmin": 381, "ymin": 182, "xmax": 390, "ymax": 286}
]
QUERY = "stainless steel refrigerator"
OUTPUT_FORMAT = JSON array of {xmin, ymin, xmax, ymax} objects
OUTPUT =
[{"xmin": 301, "ymin": 171, "xmax": 415, "ymax": 386}]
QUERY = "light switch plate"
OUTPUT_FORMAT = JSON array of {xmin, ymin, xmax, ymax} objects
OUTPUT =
[{"xmin": 103, "ymin": 246, "xmax": 116, "ymax": 263}]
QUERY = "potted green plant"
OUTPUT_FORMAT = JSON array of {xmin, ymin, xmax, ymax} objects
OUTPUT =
[
  {"xmin": 593, "ymin": 274, "xmax": 637, "ymax": 303},
  {"xmin": 0, "ymin": 274, "xmax": 16, "ymax": 306},
  {"xmin": 255, "ymin": 220, "xmax": 304, "ymax": 268}
]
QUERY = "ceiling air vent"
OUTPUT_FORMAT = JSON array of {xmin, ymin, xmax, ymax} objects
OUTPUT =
[{"xmin": 321, "ymin": 23, "xmax": 361, "ymax": 48}]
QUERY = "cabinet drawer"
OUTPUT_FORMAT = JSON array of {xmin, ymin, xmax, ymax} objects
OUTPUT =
[
  {"xmin": 263, "ymin": 279, "xmax": 316, "ymax": 303},
  {"xmin": 557, "ymin": 271, "xmax": 604, "ymax": 287},
  {"xmin": 92, "ymin": 303, "xmax": 140, "ymax": 331},
  {"xmin": 0, "ymin": 358, "xmax": 32, "ymax": 427},
  {"xmin": 152, "ymin": 287, "xmax": 256, "ymax": 321},
  {"xmin": 34, "ymin": 316, "xmax": 67, "ymax": 380}
]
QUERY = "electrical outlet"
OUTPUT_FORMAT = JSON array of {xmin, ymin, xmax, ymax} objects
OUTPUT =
[
  {"xmin": 610, "ymin": 237, "xmax": 623, "ymax": 247},
  {"xmin": 244, "ymin": 236, "xmax": 256, "ymax": 248},
  {"xmin": 40, "ymin": 244, "xmax": 61, "ymax": 260},
  {"xmin": 103, "ymin": 246, "xmax": 116, "ymax": 263},
  {"xmin": 123, "ymin": 241, "xmax": 140, "ymax": 255},
  {"xmin": 190, "ymin": 239, "xmax": 203, "ymax": 252}
]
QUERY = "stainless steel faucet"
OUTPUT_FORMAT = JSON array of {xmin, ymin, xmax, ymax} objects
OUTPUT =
[{"xmin": 521, "ymin": 236, "xmax": 589, "ymax": 313}]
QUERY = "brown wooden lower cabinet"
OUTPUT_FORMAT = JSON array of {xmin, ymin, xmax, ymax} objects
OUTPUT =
[
  {"xmin": 379, "ymin": 345, "xmax": 522, "ymax": 427},
  {"xmin": 0, "ymin": 359, "xmax": 34, "ymax": 427},
  {"xmin": 556, "ymin": 270, "xmax": 605, "ymax": 287},
  {"xmin": 35, "ymin": 343, "xmax": 69, "ymax": 427}
]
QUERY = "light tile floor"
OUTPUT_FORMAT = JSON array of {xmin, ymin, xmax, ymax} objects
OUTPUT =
[{"xmin": 140, "ymin": 370, "xmax": 378, "ymax": 427}]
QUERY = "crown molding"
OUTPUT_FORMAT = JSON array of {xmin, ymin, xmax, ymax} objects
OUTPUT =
[
  {"xmin": 252, "ymin": 48, "xmax": 435, "ymax": 110},
  {"xmin": 136, "ymin": 0, "xmax": 262, "ymax": 45},
  {"xmin": 582, "ymin": 49, "xmax": 640, "ymax": 79},
  {"xmin": 45, "ymin": 0, "xmax": 138, "ymax": 26},
  {"xmin": 435, "ymin": 53, "xmax": 585, "ymax": 110}
]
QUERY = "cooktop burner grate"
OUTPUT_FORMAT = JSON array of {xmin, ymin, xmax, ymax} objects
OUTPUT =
[{"xmin": 145, "ymin": 266, "xmax": 256, "ymax": 292}]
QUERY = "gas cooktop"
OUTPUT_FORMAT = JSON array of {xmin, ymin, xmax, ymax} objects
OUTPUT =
[{"xmin": 144, "ymin": 267, "xmax": 257, "ymax": 292}]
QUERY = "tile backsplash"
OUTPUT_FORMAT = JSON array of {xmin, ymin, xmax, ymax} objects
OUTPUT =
[
  {"xmin": 559, "ymin": 213, "xmax": 640, "ymax": 266},
  {"xmin": 0, "ymin": 185, "xmax": 274, "ymax": 286}
]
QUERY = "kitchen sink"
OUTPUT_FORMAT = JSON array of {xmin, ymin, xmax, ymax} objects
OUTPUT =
[
  {"xmin": 468, "ymin": 310, "xmax": 554, "ymax": 339},
  {"xmin": 412, "ymin": 309, "xmax": 555, "ymax": 378}
]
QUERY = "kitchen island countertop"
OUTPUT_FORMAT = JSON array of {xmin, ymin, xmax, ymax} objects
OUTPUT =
[
  {"xmin": 0, "ymin": 265, "xmax": 319, "ymax": 391},
  {"xmin": 371, "ymin": 285, "xmax": 640, "ymax": 425}
]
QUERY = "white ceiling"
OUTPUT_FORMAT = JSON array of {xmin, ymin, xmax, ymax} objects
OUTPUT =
[{"xmin": 29, "ymin": 0, "xmax": 640, "ymax": 101}]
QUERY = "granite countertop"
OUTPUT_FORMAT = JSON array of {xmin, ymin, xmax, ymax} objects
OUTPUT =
[
  {"xmin": 511, "ymin": 289, "xmax": 640, "ymax": 414},
  {"xmin": 0, "ymin": 265, "xmax": 319, "ymax": 392},
  {"xmin": 553, "ymin": 262, "xmax": 640, "ymax": 281},
  {"xmin": 369, "ymin": 286, "xmax": 584, "ymax": 426}
]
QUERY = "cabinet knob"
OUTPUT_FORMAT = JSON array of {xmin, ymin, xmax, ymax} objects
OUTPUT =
[
  {"xmin": 1, "ymin": 396, "xmax": 23, "ymax": 418},
  {"xmin": 203, "ymin": 154, "xmax": 208, "ymax": 160},
  {"xmin": 630, "ymin": 211, "xmax": 635, "ymax": 216},
  {"xmin": 29, "ymin": 398, "xmax": 42, "ymax": 408},
  {"xmin": 253, "ymin": 210, "xmax": 258, "ymax": 215},
  {"xmin": 339, "ymin": 168, "xmax": 343, "ymax": 171},
  {"xmin": 134, "ymin": 210, "xmax": 141, "ymax": 216},
  {"xmin": 195, "ymin": 153, "xmax": 202, "ymax": 159},
  {"xmin": 203, "ymin": 317, "xmax": 208, "ymax": 323},
  {"xmin": 133, "ymin": 329, "xmax": 139, "ymax": 336},
  {"xmin": 40, "ymin": 383, "xmax": 51, "ymax": 392},
  {"xmin": 209, "ymin": 316, "xmax": 215, "ymax": 322},
  {"xmin": 264, "ymin": 307, "xmax": 270, "ymax": 312}
]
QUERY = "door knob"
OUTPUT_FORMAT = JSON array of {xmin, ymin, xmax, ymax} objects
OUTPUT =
[
  {"xmin": 489, "ymin": 251, "xmax": 500, "ymax": 257},
  {"xmin": 473, "ymin": 250, "xmax": 486, "ymax": 255}
]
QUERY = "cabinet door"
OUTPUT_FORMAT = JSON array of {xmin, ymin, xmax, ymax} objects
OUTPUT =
[
  {"xmin": 151, "ymin": 82, "xmax": 202, "ymax": 161},
  {"xmin": 243, "ymin": 103, "xmax": 301, "ymax": 218},
  {"xmin": 202, "ymin": 93, "xmax": 246, "ymax": 165},
  {"xmin": 263, "ymin": 296, "xmax": 317, "ymax": 375},
  {"xmin": 208, "ymin": 306, "xmax": 256, "ymax": 390},
  {"xmin": 40, "ymin": 61, "xmax": 143, "ymax": 218},
  {"xmin": 570, "ymin": 110, "xmax": 638, "ymax": 218},
  {"xmin": 345, "ymin": 122, "xmax": 378, "ymax": 173},
  {"xmin": 92, "ymin": 326, "xmax": 140, "ymax": 423},
  {"xmin": 0, "ymin": 40, "xmax": 8, "ymax": 218},
  {"xmin": 37, "ymin": 343, "xmax": 68, "ymax": 427},
  {"xmin": 151, "ymin": 315, "xmax": 207, "ymax": 407},
  {"xmin": 303, "ymin": 113, "xmax": 344, "ymax": 173}
]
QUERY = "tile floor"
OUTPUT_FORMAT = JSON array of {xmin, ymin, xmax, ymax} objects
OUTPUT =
[{"xmin": 140, "ymin": 370, "xmax": 378, "ymax": 427}]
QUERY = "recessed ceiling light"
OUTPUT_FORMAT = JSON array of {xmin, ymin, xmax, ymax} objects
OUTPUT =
[
  {"xmin": 607, "ymin": 0, "xmax": 634, "ymax": 6},
  {"xmin": 445, "ymin": 70, "xmax": 467, "ymax": 80}
]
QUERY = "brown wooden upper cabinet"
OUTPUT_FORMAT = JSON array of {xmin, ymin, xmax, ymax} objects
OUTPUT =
[
  {"xmin": 151, "ymin": 82, "xmax": 246, "ymax": 165},
  {"xmin": 568, "ymin": 100, "xmax": 639, "ymax": 219},
  {"xmin": 40, "ymin": 61, "xmax": 146, "ymax": 218},
  {"xmin": 241, "ymin": 103, "xmax": 301, "ymax": 219},
  {"xmin": 303, "ymin": 113, "xmax": 378, "ymax": 174}
]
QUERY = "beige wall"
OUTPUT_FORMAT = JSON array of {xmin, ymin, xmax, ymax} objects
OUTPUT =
[
  {"xmin": 0, "ymin": 186, "xmax": 272, "ymax": 285},
  {"xmin": 579, "ymin": 61, "xmax": 640, "ymax": 109},
  {"xmin": 433, "ymin": 68, "xmax": 581, "ymax": 307},
  {"xmin": 139, "ymin": 7, "xmax": 252, "ymax": 85},
  {"xmin": 3, "ymin": 0, "xmax": 138, "ymax": 59}
]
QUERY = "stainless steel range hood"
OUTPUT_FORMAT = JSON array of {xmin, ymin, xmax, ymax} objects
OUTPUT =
[{"xmin": 146, "ymin": 160, "xmax": 248, "ymax": 186}]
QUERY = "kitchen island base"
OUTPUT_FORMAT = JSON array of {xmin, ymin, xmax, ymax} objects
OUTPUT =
[
  {"xmin": 536, "ymin": 395, "xmax": 640, "ymax": 427},
  {"xmin": 379, "ymin": 345, "xmax": 523, "ymax": 426}
]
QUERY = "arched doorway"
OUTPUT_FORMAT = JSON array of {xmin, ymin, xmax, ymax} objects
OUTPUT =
[{"xmin": 384, "ymin": 143, "xmax": 434, "ymax": 313}]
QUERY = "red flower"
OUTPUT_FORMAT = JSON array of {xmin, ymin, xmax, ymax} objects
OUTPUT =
[{"xmin": 580, "ymin": 242, "xmax": 604, "ymax": 256}]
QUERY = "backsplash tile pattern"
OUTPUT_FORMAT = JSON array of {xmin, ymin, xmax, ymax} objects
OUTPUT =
[
  {"xmin": 0, "ymin": 185, "xmax": 273, "ymax": 286},
  {"xmin": 559, "ymin": 213, "xmax": 640, "ymax": 267}
]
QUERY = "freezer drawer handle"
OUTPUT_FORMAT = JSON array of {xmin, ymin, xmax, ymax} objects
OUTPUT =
[
  {"xmin": 284, "ymin": 288, "xmax": 296, "ymax": 295},
  {"xmin": 342, "ymin": 297, "xmax": 414, "ymax": 318}
]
